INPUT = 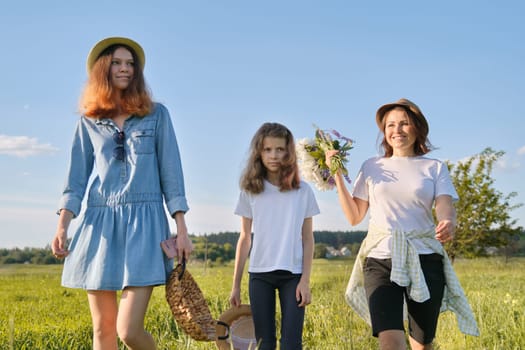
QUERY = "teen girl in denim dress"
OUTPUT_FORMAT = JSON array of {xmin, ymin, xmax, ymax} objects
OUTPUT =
[{"xmin": 51, "ymin": 37, "xmax": 193, "ymax": 350}]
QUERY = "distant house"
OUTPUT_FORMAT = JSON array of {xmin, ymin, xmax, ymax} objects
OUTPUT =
[
  {"xmin": 325, "ymin": 246, "xmax": 351, "ymax": 259},
  {"xmin": 340, "ymin": 246, "xmax": 351, "ymax": 257},
  {"xmin": 485, "ymin": 246, "xmax": 498, "ymax": 255}
]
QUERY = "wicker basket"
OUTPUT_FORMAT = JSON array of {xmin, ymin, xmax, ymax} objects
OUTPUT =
[{"xmin": 165, "ymin": 261, "xmax": 229, "ymax": 342}]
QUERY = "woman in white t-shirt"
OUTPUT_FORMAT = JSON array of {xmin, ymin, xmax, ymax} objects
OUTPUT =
[
  {"xmin": 229, "ymin": 122, "xmax": 320, "ymax": 350},
  {"xmin": 326, "ymin": 99, "xmax": 478, "ymax": 350}
]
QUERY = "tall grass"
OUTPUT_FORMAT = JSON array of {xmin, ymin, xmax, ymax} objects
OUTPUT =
[{"xmin": 1, "ymin": 258, "xmax": 524, "ymax": 349}]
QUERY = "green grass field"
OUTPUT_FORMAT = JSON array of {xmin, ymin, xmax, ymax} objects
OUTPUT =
[{"xmin": 1, "ymin": 258, "xmax": 524, "ymax": 349}]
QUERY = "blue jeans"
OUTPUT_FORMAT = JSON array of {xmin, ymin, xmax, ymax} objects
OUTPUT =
[{"xmin": 249, "ymin": 270, "xmax": 304, "ymax": 350}]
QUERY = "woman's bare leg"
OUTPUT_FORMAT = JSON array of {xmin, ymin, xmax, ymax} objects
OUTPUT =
[
  {"xmin": 117, "ymin": 286, "xmax": 156, "ymax": 350},
  {"xmin": 87, "ymin": 290, "xmax": 118, "ymax": 350}
]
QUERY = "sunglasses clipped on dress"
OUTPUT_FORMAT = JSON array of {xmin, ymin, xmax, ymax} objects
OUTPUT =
[{"xmin": 113, "ymin": 131, "xmax": 125, "ymax": 161}]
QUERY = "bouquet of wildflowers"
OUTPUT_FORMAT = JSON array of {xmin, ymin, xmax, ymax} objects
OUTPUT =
[{"xmin": 296, "ymin": 125, "xmax": 354, "ymax": 191}]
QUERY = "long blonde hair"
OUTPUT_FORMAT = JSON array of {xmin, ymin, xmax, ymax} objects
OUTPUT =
[
  {"xmin": 80, "ymin": 44, "xmax": 153, "ymax": 118},
  {"xmin": 240, "ymin": 122, "xmax": 300, "ymax": 194}
]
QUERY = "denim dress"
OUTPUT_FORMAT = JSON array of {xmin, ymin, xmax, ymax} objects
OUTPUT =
[{"xmin": 58, "ymin": 103, "xmax": 188, "ymax": 290}]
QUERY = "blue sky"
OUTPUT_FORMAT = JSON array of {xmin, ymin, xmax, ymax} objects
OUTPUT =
[{"xmin": 1, "ymin": 1, "xmax": 524, "ymax": 248}]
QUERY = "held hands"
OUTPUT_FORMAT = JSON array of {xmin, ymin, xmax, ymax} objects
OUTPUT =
[
  {"xmin": 435, "ymin": 219, "xmax": 455, "ymax": 243},
  {"xmin": 51, "ymin": 229, "xmax": 69, "ymax": 259},
  {"xmin": 173, "ymin": 212, "xmax": 193, "ymax": 263},
  {"xmin": 296, "ymin": 279, "xmax": 311, "ymax": 308},
  {"xmin": 325, "ymin": 149, "xmax": 339, "ymax": 170},
  {"xmin": 174, "ymin": 232, "xmax": 193, "ymax": 264},
  {"xmin": 160, "ymin": 227, "xmax": 193, "ymax": 263},
  {"xmin": 52, "ymin": 209, "xmax": 73, "ymax": 259},
  {"xmin": 229, "ymin": 287, "xmax": 242, "ymax": 307}
]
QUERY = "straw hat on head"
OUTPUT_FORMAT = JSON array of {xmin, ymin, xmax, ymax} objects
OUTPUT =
[
  {"xmin": 86, "ymin": 36, "xmax": 145, "ymax": 73},
  {"xmin": 215, "ymin": 304, "xmax": 256, "ymax": 350},
  {"xmin": 375, "ymin": 98, "xmax": 428, "ymax": 133}
]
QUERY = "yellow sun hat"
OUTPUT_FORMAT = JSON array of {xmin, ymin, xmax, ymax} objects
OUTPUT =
[
  {"xmin": 215, "ymin": 304, "xmax": 257, "ymax": 350},
  {"xmin": 86, "ymin": 36, "xmax": 145, "ymax": 73}
]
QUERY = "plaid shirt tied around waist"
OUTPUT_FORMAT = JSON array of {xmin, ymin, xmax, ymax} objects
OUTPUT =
[{"xmin": 345, "ymin": 224, "xmax": 480, "ymax": 336}]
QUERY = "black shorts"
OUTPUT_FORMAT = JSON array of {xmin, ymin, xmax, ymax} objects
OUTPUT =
[{"xmin": 363, "ymin": 254, "xmax": 445, "ymax": 345}]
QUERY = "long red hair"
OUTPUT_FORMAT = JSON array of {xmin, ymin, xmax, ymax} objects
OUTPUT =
[{"xmin": 80, "ymin": 44, "xmax": 152, "ymax": 118}]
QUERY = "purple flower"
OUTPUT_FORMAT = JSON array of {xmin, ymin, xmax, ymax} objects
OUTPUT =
[
  {"xmin": 321, "ymin": 168, "xmax": 331, "ymax": 180},
  {"xmin": 331, "ymin": 129, "xmax": 354, "ymax": 143},
  {"xmin": 331, "ymin": 129, "xmax": 342, "ymax": 138}
]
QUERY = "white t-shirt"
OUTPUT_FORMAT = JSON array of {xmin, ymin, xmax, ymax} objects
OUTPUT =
[
  {"xmin": 352, "ymin": 156, "xmax": 458, "ymax": 258},
  {"xmin": 235, "ymin": 180, "xmax": 320, "ymax": 273}
]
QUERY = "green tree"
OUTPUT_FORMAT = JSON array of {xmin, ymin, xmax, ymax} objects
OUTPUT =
[
  {"xmin": 314, "ymin": 243, "xmax": 328, "ymax": 259},
  {"xmin": 446, "ymin": 148, "xmax": 523, "ymax": 261}
]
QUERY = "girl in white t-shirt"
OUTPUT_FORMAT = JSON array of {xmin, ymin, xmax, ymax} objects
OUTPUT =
[
  {"xmin": 229, "ymin": 122, "xmax": 320, "ymax": 350},
  {"xmin": 326, "ymin": 99, "xmax": 478, "ymax": 349}
]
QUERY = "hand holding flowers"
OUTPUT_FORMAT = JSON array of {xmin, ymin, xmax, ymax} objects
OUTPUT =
[{"xmin": 296, "ymin": 126, "xmax": 354, "ymax": 191}]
